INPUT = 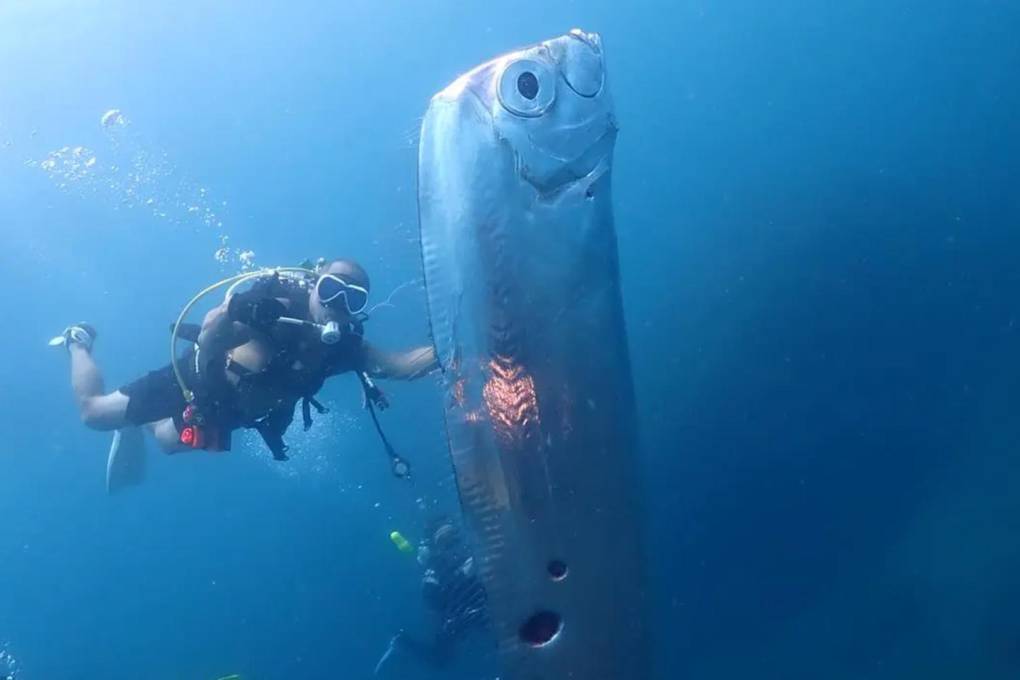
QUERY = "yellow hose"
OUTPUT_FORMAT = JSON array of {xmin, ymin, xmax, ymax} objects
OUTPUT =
[{"xmin": 170, "ymin": 267, "xmax": 317, "ymax": 401}]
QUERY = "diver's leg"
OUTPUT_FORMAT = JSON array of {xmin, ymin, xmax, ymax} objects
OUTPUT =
[
  {"xmin": 148, "ymin": 418, "xmax": 188, "ymax": 454},
  {"xmin": 69, "ymin": 344, "xmax": 130, "ymax": 430}
]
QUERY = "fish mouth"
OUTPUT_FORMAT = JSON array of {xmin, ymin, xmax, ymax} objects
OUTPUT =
[{"xmin": 515, "ymin": 123, "xmax": 615, "ymax": 196}]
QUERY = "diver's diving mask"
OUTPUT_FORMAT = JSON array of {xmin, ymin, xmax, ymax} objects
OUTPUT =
[{"xmin": 316, "ymin": 273, "xmax": 369, "ymax": 315}]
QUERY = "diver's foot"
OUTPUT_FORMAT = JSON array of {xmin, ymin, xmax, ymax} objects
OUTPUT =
[{"xmin": 49, "ymin": 323, "xmax": 97, "ymax": 352}]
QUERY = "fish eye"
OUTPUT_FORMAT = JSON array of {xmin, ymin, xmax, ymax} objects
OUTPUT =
[
  {"xmin": 498, "ymin": 59, "xmax": 554, "ymax": 117},
  {"xmin": 517, "ymin": 71, "xmax": 539, "ymax": 100}
]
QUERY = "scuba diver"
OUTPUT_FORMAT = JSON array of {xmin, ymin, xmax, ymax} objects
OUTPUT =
[
  {"xmin": 376, "ymin": 517, "xmax": 489, "ymax": 674},
  {"xmin": 52, "ymin": 258, "xmax": 436, "ymax": 487}
]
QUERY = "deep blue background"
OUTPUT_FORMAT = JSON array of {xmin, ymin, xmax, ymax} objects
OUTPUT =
[{"xmin": 1, "ymin": 1, "xmax": 1019, "ymax": 678}]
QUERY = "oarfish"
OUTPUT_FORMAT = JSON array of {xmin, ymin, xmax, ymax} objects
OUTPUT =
[{"xmin": 417, "ymin": 29, "xmax": 649, "ymax": 680}]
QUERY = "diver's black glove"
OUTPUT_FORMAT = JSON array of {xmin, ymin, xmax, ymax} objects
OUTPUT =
[
  {"xmin": 228, "ymin": 289, "xmax": 286, "ymax": 330},
  {"xmin": 363, "ymin": 382, "xmax": 390, "ymax": 411}
]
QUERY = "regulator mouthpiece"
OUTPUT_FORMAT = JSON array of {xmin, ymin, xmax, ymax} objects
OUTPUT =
[{"xmin": 321, "ymin": 321, "xmax": 342, "ymax": 345}]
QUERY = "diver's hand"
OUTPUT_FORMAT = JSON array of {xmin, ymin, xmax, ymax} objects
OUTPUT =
[
  {"xmin": 227, "ymin": 290, "xmax": 286, "ymax": 330},
  {"xmin": 363, "ymin": 383, "xmax": 390, "ymax": 411}
]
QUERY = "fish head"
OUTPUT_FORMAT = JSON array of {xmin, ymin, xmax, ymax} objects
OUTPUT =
[{"xmin": 438, "ymin": 29, "xmax": 617, "ymax": 194}]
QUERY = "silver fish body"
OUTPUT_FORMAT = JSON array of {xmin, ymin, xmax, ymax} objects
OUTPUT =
[{"xmin": 418, "ymin": 29, "xmax": 649, "ymax": 680}]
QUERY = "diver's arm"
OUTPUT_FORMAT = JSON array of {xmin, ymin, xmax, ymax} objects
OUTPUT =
[
  {"xmin": 197, "ymin": 303, "xmax": 251, "ymax": 353},
  {"xmin": 197, "ymin": 287, "xmax": 290, "ymax": 353},
  {"xmin": 195, "ymin": 302, "xmax": 252, "ymax": 379},
  {"xmin": 359, "ymin": 342, "xmax": 438, "ymax": 381},
  {"xmin": 195, "ymin": 287, "xmax": 291, "ymax": 381}
]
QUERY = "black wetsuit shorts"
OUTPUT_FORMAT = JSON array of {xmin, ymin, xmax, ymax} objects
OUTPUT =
[{"xmin": 119, "ymin": 363, "xmax": 188, "ymax": 429}]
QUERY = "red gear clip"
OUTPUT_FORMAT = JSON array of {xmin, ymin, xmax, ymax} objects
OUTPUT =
[
  {"xmin": 179, "ymin": 425, "xmax": 206, "ymax": 449},
  {"xmin": 178, "ymin": 404, "xmax": 226, "ymax": 452},
  {"xmin": 179, "ymin": 404, "xmax": 208, "ymax": 449}
]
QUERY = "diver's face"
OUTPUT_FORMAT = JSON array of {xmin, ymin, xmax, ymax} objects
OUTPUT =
[{"xmin": 310, "ymin": 265, "xmax": 369, "ymax": 324}]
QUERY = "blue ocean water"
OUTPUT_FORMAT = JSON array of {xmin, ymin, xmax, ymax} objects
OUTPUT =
[{"xmin": 1, "ymin": 1, "xmax": 1018, "ymax": 679}]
